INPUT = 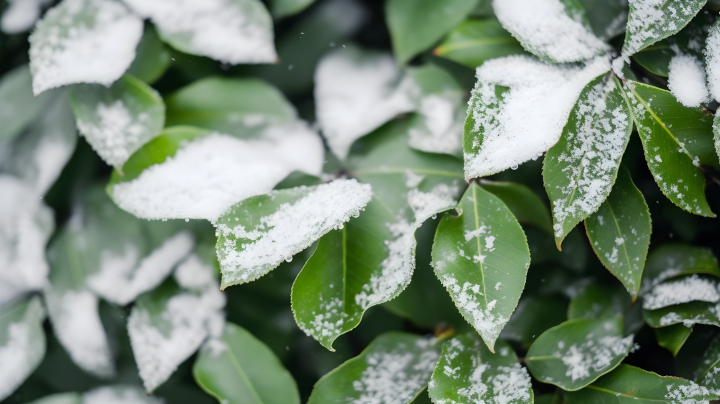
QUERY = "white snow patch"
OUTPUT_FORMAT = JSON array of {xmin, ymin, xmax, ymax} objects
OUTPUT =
[
  {"xmin": 0, "ymin": 298, "xmax": 45, "ymax": 401},
  {"xmin": 558, "ymin": 334, "xmax": 634, "ymax": 381},
  {"xmin": 705, "ymin": 21, "xmax": 720, "ymax": 102},
  {"xmin": 408, "ymin": 93, "xmax": 464, "ymax": 156},
  {"xmin": 643, "ymin": 275, "xmax": 720, "ymax": 310},
  {"xmin": 667, "ymin": 54, "xmax": 709, "ymax": 107},
  {"xmin": 623, "ymin": 0, "xmax": 704, "ymax": 57},
  {"xmin": 82, "ymin": 386, "xmax": 164, "ymax": 404}
]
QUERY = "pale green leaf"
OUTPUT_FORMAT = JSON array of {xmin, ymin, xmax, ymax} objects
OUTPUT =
[
  {"xmin": 0, "ymin": 65, "xmax": 53, "ymax": 143},
  {"xmin": 432, "ymin": 19, "xmax": 527, "ymax": 69},
  {"xmin": 127, "ymin": 25, "xmax": 172, "ymax": 84},
  {"xmin": 622, "ymin": 0, "xmax": 706, "ymax": 56},
  {"xmin": 432, "ymin": 182, "xmax": 531, "ymax": 352},
  {"xmin": 479, "ymin": 180, "xmax": 553, "ymax": 235},
  {"xmin": 655, "ymin": 323, "xmax": 693, "ymax": 356},
  {"xmin": 269, "ymin": 0, "xmax": 316, "ymax": 18},
  {"xmin": 641, "ymin": 244, "xmax": 720, "ymax": 295}
]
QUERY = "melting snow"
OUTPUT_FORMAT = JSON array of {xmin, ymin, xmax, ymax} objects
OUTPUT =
[
  {"xmin": 667, "ymin": 54, "xmax": 709, "ymax": 107},
  {"xmin": 643, "ymin": 275, "xmax": 720, "ymax": 310}
]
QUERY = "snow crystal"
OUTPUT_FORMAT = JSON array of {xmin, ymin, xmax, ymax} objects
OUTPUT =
[
  {"xmin": 665, "ymin": 382, "xmax": 713, "ymax": 403},
  {"xmin": 124, "ymin": 0, "xmax": 277, "ymax": 65},
  {"xmin": 0, "ymin": 298, "xmax": 45, "ymax": 401},
  {"xmin": 643, "ymin": 275, "xmax": 720, "ymax": 310},
  {"xmin": 464, "ymin": 55, "xmax": 610, "ymax": 179},
  {"xmin": 315, "ymin": 47, "xmax": 419, "ymax": 159},
  {"xmin": 705, "ymin": 22, "xmax": 720, "ymax": 101},
  {"xmin": 217, "ymin": 179, "xmax": 372, "ymax": 285},
  {"xmin": 29, "ymin": 0, "xmax": 143, "ymax": 95},
  {"xmin": 623, "ymin": 0, "xmax": 704, "ymax": 56},
  {"xmin": 1, "ymin": 0, "xmax": 50, "ymax": 34},
  {"xmin": 306, "ymin": 296, "xmax": 349, "ymax": 339},
  {"xmin": 667, "ymin": 54, "xmax": 709, "ymax": 107},
  {"xmin": 82, "ymin": 386, "xmax": 164, "ymax": 404},
  {"xmin": 88, "ymin": 232, "xmax": 194, "ymax": 305},
  {"xmin": 558, "ymin": 334, "xmax": 634, "ymax": 381},
  {"xmin": 111, "ymin": 124, "xmax": 324, "ymax": 220},
  {"xmin": 493, "ymin": 0, "xmax": 608, "ymax": 63},
  {"xmin": 408, "ymin": 93, "xmax": 464, "ymax": 156}
]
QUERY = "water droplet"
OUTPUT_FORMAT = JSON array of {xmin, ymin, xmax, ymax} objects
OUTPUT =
[{"xmin": 511, "ymin": 164, "xmax": 518, "ymax": 170}]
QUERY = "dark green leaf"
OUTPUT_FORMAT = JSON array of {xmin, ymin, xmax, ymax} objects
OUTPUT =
[
  {"xmin": 655, "ymin": 324, "xmax": 693, "ymax": 356},
  {"xmin": 127, "ymin": 25, "xmax": 172, "ymax": 84},
  {"xmin": 641, "ymin": 244, "xmax": 720, "ymax": 295},
  {"xmin": 428, "ymin": 333, "xmax": 533, "ymax": 404},
  {"xmin": 0, "ymin": 65, "xmax": 53, "ymax": 143},
  {"xmin": 695, "ymin": 334, "xmax": 720, "ymax": 388},
  {"xmin": 501, "ymin": 295, "xmax": 568, "ymax": 348},
  {"xmin": 577, "ymin": 0, "xmax": 628, "ymax": 40},
  {"xmin": 432, "ymin": 182, "xmax": 531, "ymax": 352},
  {"xmin": 567, "ymin": 284, "xmax": 629, "ymax": 321},
  {"xmin": 643, "ymin": 300, "xmax": 720, "ymax": 328},
  {"xmin": 268, "ymin": 0, "xmax": 316, "ymax": 18},
  {"xmin": 480, "ymin": 180, "xmax": 553, "ymax": 235},
  {"xmin": 433, "ymin": 19, "xmax": 527, "ymax": 69},
  {"xmin": 622, "ymin": 0, "xmax": 706, "ymax": 55}
]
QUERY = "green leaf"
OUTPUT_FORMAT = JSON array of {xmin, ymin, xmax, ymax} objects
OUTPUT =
[
  {"xmin": 127, "ymin": 25, "xmax": 172, "ymax": 84},
  {"xmin": 216, "ymin": 179, "xmax": 372, "ymax": 289},
  {"xmin": 268, "ymin": 0, "xmax": 316, "ymax": 18},
  {"xmin": 165, "ymin": 77, "xmax": 297, "ymax": 138},
  {"xmin": 577, "ymin": 0, "xmax": 628, "ymax": 40},
  {"xmin": 0, "ymin": 65, "xmax": 53, "ymax": 143},
  {"xmin": 655, "ymin": 324, "xmax": 693, "ymax": 356},
  {"xmin": 626, "ymin": 80, "xmax": 716, "ymax": 217},
  {"xmin": 480, "ymin": 180, "xmax": 553, "ymax": 235},
  {"xmin": 622, "ymin": 0, "xmax": 706, "ymax": 56},
  {"xmin": 0, "ymin": 296, "xmax": 46, "ymax": 401},
  {"xmin": 26, "ymin": 393, "xmax": 82, "ymax": 404},
  {"xmin": 643, "ymin": 300, "xmax": 720, "ymax": 328},
  {"xmin": 193, "ymin": 323, "xmax": 299, "ymax": 404},
  {"xmin": 585, "ymin": 167, "xmax": 651, "ymax": 299},
  {"xmin": 563, "ymin": 364, "xmax": 719, "ymax": 403},
  {"xmin": 69, "ymin": 74, "xmax": 165, "ymax": 168},
  {"xmin": 567, "ymin": 284, "xmax": 644, "ymax": 336},
  {"xmin": 714, "ymin": 114, "xmax": 720, "ymax": 163},
  {"xmin": 544, "ymin": 73, "xmax": 633, "ymax": 247},
  {"xmin": 694, "ymin": 334, "xmax": 720, "ymax": 387},
  {"xmin": 432, "ymin": 19, "xmax": 527, "ymax": 69},
  {"xmin": 428, "ymin": 333, "xmax": 533, "ymax": 404},
  {"xmin": 385, "ymin": 0, "xmax": 479, "ymax": 65},
  {"xmin": 307, "ymin": 332, "xmax": 439, "ymax": 404},
  {"xmin": 432, "ymin": 182, "xmax": 531, "ymax": 352},
  {"xmin": 526, "ymin": 317, "xmax": 634, "ymax": 391},
  {"xmin": 500, "ymin": 295, "xmax": 568, "ymax": 348},
  {"xmin": 641, "ymin": 244, "xmax": 720, "ymax": 295}
]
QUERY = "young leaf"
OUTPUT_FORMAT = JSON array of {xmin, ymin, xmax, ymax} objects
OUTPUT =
[
  {"xmin": 108, "ymin": 124, "xmax": 324, "ymax": 220},
  {"xmin": 0, "ymin": 297, "xmax": 46, "ymax": 401},
  {"xmin": 428, "ymin": 333, "xmax": 533, "ymax": 404},
  {"xmin": 643, "ymin": 300, "xmax": 720, "ymax": 328},
  {"xmin": 28, "ymin": 0, "xmax": 143, "ymax": 95},
  {"xmin": 564, "ymin": 364, "xmax": 719, "ymax": 403},
  {"xmin": 585, "ymin": 167, "xmax": 651, "ymax": 299},
  {"xmin": 315, "ymin": 47, "xmax": 418, "ymax": 160},
  {"xmin": 655, "ymin": 324, "xmax": 693, "ymax": 356},
  {"xmin": 0, "ymin": 65, "xmax": 52, "ymax": 143},
  {"xmin": 124, "ymin": 0, "xmax": 278, "ymax": 64},
  {"xmin": 576, "ymin": 0, "xmax": 628, "ymax": 40},
  {"xmin": 432, "ymin": 183, "xmax": 531, "ymax": 352},
  {"xmin": 269, "ymin": 0, "xmax": 316, "ymax": 18},
  {"xmin": 525, "ymin": 317, "xmax": 634, "ymax": 391},
  {"xmin": 385, "ymin": 0, "xmax": 478, "ymax": 65},
  {"xmin": 216, "ymin": 179, "xmax": 372, "ymax": 289},
  {"xmin": 126, "ymin": 25, "xmax": 172, "ymax": 84},
  {"xmin": 544, "ymin": 73, "xmax": 633, "ymax": 247},
  {"xmin": 492, "ymin": 0, "xmax": 608, "ymax": 63},
  {"xmin": 641, "ymin": 244, "xmax": 720, "ymax": 295},
  {"xmin": 193, "ymin": 323, "xmax": 300, "ymax": 404},
  {"xmin": 622, "ymin": 0, "xmax": 706, "ymax": 57},
  {"xmin": 70, "ymin": 74, "xmax": 165, "ymax": 168},
  {"xmin": 307, "ymin": 332, "xmax": 439, "ymax": 404},
  {"xmin": 500, "ymin": 295, "xmax": 568, "ymax": 348},
  {"xmin": 479, "ymin": 181, "xmax": 553, "ymax": 235},
  {"xmin": 433, "ymin": 19, "xmax": 527, "ymax": 69},
  {"xmin": 463, "ymin": 55, "xmax": 610, "ymax": 179},
  {"xmin": 626, "ymin": 80, "xmax": 716, "ymax": 217}
]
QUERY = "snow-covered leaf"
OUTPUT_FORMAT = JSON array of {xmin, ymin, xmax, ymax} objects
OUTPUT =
[
  {"xmin": 1, "ymin": 0, "xmax": 50, "ymax": 34},
  {"xmin": 643, "ymin": 300, "xmax": 720, "ymax": 328},
  {"xmin": 585, "ymin": 167, "xmax": 651, "ymax": 299},
  {"xmin": 70, "ymin": 75, "xmax": 165, "ymax": 168},
  {"xmin": 525, "ymin": 317, "xmax": 634, "ymax": 391},
  {"xmin": 0, "ymin": 296, "xmax": 46, "ymax": 401},
  {"xmin": 622, "ymin": 0, "xmax": 706, "ymax": 57},
  {"xmin": 643, "ymin": 274, "xmax": 720, "ymax": 310},
  {"xmin": 544, "ymin": 73, "xmax": 633, "ymax": 246},
  {"xmin": 385, "ymin": 0, "xmax": 478, "ymax": 65},
  {"xmin": 123, "ymin": 0, "xmax": 277, "ymax": 65},
  {"xmin": 126, "ymin": 25, "xmax": 172, "ymax": 84},
  {"xmin": 306, "ymin": 332, "xmax": 439, "ymax": 404},
  {"xmin": 694, "ymin": 333, "xmax": 720, "ymax": 387},
  {"xmin": 268, "ymin": 0, "xmax": 316, "ymax": 18},
  {"xmin": 292, "ymin": 122, "xmax": 463, "ymax": 349},
  {"xmin": 82, "ymin": 386, "xmax": 164, "ymax": 404},
  {"xmin": 428, "ymin": 333, "xmax": 533, "ymax": 404},
  {"xmin": 217, "ymin": 178, "xmax": 372, "ymax": 289},
  {"xmin": 433, "ymin": 19, "xmax": 527, "ymax": 69},
  {"xmin": 463, "ymin": 55, "xmax": 610, "ymax": 179},
  {"xmin": 29, "ymin": 0, "xmax": 143, "ymax": 95},
  {"xmin": 108, "ymin": 124, "xmax": 324, "ymax": 221},
  {"xmin": 315, "ymin": 47, "xmax": 419, "ymax": 160},
  {"xmin": 0, "ymin": 65, "xmax": 52, "ymax": 143},
  {"xmin": 655, "ymin": 323, "xmax": 693, "ymax": 356},
  {"xmin": 432, "ymin": 183, "xmax": 530, "ymax": 352},
  {"xmin": 492, "ymin": 0, "xmax": 609, "ymax": 63},
  {"xmin": 193, "ymin": 322, "xmax": 300, "ymax": 404},
  {"xmin": 480, "ymin": 181, "xmax": 553, "ymax": 235},
  {"xmin": 576, "ymin": 0, "xmax": 628, "ymax": 40},
  {"xmin": 641, "ymin": 244, "xmax": 720, "ymax": 295}
]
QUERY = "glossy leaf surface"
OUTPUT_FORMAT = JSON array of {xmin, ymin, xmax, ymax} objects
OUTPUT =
[{"xmin": 433, "ymin": 19, "xmax": 527, "ymax": 69}]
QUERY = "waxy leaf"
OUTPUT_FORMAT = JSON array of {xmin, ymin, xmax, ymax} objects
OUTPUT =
[
  {"xmin": 433, "ymin": 19, "xmax": 527, "ymax": 69},
  {"xmin": 0, "ymin": 65, "xmax": 53, "ymax": 143},
  {"xmin": 544, "ymin": 73, "xmax": 633, "ymax": 247},
  {"xmin": 564, "ymin": 364, "xmax": 719, "ymax": 403},
  {"xmin": 480, "ymin": 181, "xmax": 553, "ymax": 235},
  {"xmin": 126, "ymin": 25, "xmax": 172, "ymax": 84},
  {"xmin": 526, "ymin": 317, "xmax": 634, "ymax": 391},
  {"xmin": 432, "ymin": 182, "xmax": 531, "ymax": 352},
  {"xmin": 694, "ymin": 334, "xmax": 720, "ymax": 387},
  {"xmin": 385, "ymin": 0, "xmax": 478, "ymax": 65},
  {"xmin": 585, "ymin": 167, "xmax": 651, "ymax": 299},
  {"xmin": 626, "ymin": 81, "xmax": 716, "ymax": 217},
  {"xmin": 500, "ymin": 295, "xmax": 568, "ymax": 348},
  {"xmin": 428, "ymin": 333, "xmax": 533, "ymax": 404},
  {"xmin": 70, "ymin": 74, "xmax": 165, "ymax": 168},
  {"xmin": 641, "ymin": 244, "xmax": 720, "ymax": 295},
  {"xmin": 655, "ymin": 324, "xmax": 693, "ymax": 356},
  {"xmin": 307, "ymin": 332, "xmax": 439, "ymax": 404},
  {"xmin": 622, "ymin": 0, "xmax": 706, "ymax": 56},
  {"xmin": 643, "ymin": 300, "xmax": 720, "ymax": 328}
]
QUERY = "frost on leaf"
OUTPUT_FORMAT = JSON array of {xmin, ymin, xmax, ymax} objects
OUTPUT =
[
  {"xmin": 111, "ymin": 124, "xmax": 324, "ymax": 220},
  {"xmin": 216, "ymin": 179, "xmax": 372, "ymax": 288},
  {"xmin": 408, "ymin": 93, "xmax": 465, "ymax": 157},
  {"xmin": 82, "ymin": 386, "xmax": 163, "ymax": 404},
  {"xmin": 545, "ymin": 74, "xmax": 632, "ymax": 243},
  {"xmin": 315, "ymin": 47, "xmax": 419, "ymax": 159},
  {"xmin": 29, "ymin": 0, "xmax": 143, "ymax": 95},
  {"xmin": 464, "ymin": 55, "xmax": 610, "ymax": 180},
  {"xmin": 492, "ymin": 0, "xmax": 609, "ymax": 63},
  {"xmin": 643, "ymin": 275, "xmax": 720, "ymax": 310},
  {"xmin": 124, "ymin": 0, "xmax": 277, "ymax": 65},
  {"xmin": 667, "ymin": 54, "xmax": 710, "ymax": 108}
]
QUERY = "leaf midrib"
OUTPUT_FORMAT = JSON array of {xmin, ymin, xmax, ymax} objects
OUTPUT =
[
  {"xmin": 606, "ymin": 200, "xmax": 635, "ymax": 285},
  {"xmin": 472, "ymin": 185, "xmax": 488, "ymax": 309},
  {"xmin": 225, "ymin": 337, "xmax": 265, "ymax": 404}
]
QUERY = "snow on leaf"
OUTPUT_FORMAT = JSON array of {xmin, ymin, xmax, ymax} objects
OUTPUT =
[
  {"xmin": 705, "ymin": 20, "xmax": 720, "ymax": 102},
  {"xmin": 315, "ymin": 47, "xmax": 419, "ymax": 160},
  {"xmin": 216, "ymin": 179, "xmax": 372, "ymax": 288},
  {"xmin": 463, "ymin": 55, "xmax": 610, "ymax": 180},
  {"xmin": 643, "ymin": 275, "xmax": 720, "ymax": 310},
  {"xmin": 82, "ymin": 386, "xmax": 163, "ymax": 404},
  {"xmin": 408, "ymin": 93, "xmax": 465, "ymax": 157},
  {"xmin": 492, "ymin": 0, "xmax": 609, "ymax": 63},
  {"xmin": 668, "ymin": 54, "xmax": 710, "ymax": 108},
  {"xmin": 1, "ymin": 0, "xmax": 50, "ymax": 34},
  {"xmin": 123, "ymin": 0, "xmax": 277, "ymax": 65},
  {"xmin": 29, "ymin": 0, "xmax": 143, "ymax": 95},
  {"xmin": 110, "ymin": 124, "xmax": 324, "ymax": 220}
]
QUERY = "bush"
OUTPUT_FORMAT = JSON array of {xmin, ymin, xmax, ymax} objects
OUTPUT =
[{"xmin": 2, "ymin": 0, "xmax": 720, "ymax": 403}]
